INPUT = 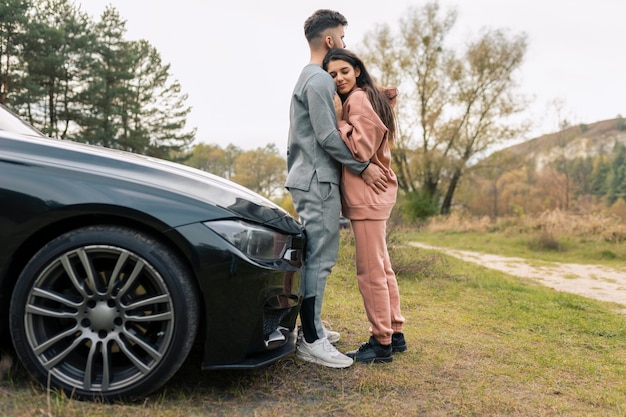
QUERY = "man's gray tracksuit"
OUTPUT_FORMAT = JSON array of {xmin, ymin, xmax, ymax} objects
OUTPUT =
[{"xmin": 285, "ymin": 63, "xmax": 368, "ymax": 343}]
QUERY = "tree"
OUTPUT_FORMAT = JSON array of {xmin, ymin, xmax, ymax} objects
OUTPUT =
[
  {"xmin": 78, "ymin": 6, "xmax": 194, "ymax": 159},
  {"xmin": 538, "ymin": 99, "xmax": 581, "ymax": 211},
  {"xmin": 12, "ymin": 0, "xmax": 92, "ymax": 137},
  {"xmin": 1, "ymin": 1, "xmax": 195, "ymax": 160},
  {"xmin": 590, "ymin": 154, "xmax": 610, "ymax": 198},
  {"xmin": 474, "ymin": 150, "xmax": 522, "ymax": 218},
  {"xmin": 231, "ymin": 144, "xmax": 286, "ymax": 198},
  {"xmin": 439, "ymin": 28, "xmax": 528, "ymax": 213},
  {"xmin": 606, "ymin": 142, "xmax": 626, "ymax": 205},
  {"xmin": 568, "ymin": 157, "xmax": 594, "ymax": 199},
  {"xmin": 359, "ymin": 1, "xmax": 455, "ymax": 199},
  {"xmin": 186, "ymin": 143, "xmax": 242, "ymax": 179},
  {"xmin": 73, "ymin": 5, "xmax": 134, "ymax": 148},
  {"xmin": 0, "ymin": 0, "xmax": 32, "ymax": 104},
  {"xmin": 358, "ymin": 1, "xmax": 528, "ymax": 215},
  {"xmin": 120, "ymin": 39, "xmax": 195, "ymax": 159}
]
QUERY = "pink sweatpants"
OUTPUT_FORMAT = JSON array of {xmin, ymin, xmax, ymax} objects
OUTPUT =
[{"xmin": 351, "ymin": 219, "xmax": 405, "ymax": 346}]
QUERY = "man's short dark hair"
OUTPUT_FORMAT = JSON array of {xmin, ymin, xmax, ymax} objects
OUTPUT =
[{"xmin": 304, "ymin": 9, "xmax": 347, "ymax": 42}]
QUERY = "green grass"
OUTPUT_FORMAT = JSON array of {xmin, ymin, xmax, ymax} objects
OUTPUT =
[
  {"xmin": 1, "ymin": 229, "xmax": 626, "ymax": 416},
  {"xmin": 406, "ymin": 228, "xmax": 626, "ymax": 268}
]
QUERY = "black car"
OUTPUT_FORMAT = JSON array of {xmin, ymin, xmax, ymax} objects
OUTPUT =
[{"xmin": 0, "ymin": 105, "xmax": 305, "ymax": 401}]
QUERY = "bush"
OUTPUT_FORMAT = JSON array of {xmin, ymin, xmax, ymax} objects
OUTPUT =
[
  {"xmin": 400, "ymin": 189, "xmax": 439, "ymax": 220},
  {"xmin": 601, "ymin": 224, "xmax": 626, "ymax": 243},
  {"xmin": 527, "ymin": 232, "xmax": 562, "ymax": 252},
  {"xmin": 600, "ymin": 250, "xmax": 617, "ymax": 259}
]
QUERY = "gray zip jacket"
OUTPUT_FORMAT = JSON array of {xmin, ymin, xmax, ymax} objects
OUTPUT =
[{"xmin": 285, "ymin": 64, "xmax": 368, "ymax": 191}]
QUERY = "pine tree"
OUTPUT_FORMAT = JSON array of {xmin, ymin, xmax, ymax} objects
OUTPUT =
[
  {"xmin": 11, "ymin": 0, "xmax": 92, "ymax": 137},
  {"xmin": 0, "ymin": 0, "xmax": 32, "ymax": 105}
]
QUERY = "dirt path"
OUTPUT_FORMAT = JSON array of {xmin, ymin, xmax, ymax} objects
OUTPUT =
[{"xmin": 409, "ymin": 242, "xmax": 626, "ymax": 312}]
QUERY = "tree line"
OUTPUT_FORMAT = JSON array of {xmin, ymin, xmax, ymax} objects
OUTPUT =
[
  {"xmin": 195, "ymin": 1, "xmax": 531, "ymax": 216},
  {"xmin": 0, "ymin": 0, "xmax": 288, "ymax": 201},
  {"xmin": 185, "ymin": 143, "xmax": 287, "ymax": 200},
  {"xmin": 4, "ymin": 0, "xmax": 553, "ymax": 218},
  {"xmin": 1, "ymin": 0, "xmax": 194, "ymax": 159}
]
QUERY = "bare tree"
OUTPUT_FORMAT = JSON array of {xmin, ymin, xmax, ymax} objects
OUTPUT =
[
  {"xmin": 358, "ymin": 1, "xmax": 529, "ymax": 215},
  {"xmin": 359, "ymin": 2, "xmax": 455, "ymax": 197},
  {"xmin": 440, "ymin": 28, "xmax": 529, "ymax": 213}
]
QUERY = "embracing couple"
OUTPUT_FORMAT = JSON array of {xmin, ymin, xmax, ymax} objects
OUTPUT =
[{"xmin": 285, "ymin": 9, "xmax": 406, "ymax": 368}]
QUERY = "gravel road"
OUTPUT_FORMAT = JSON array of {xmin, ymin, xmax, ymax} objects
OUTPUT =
[{"xmin": 409, "ymin": 242, "xmax": 626, "ymax": 312}]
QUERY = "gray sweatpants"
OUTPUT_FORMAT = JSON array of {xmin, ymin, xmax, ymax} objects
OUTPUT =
[{"xmin": 288, "ymin": 173, "xmax": 341, "ymax": 343}]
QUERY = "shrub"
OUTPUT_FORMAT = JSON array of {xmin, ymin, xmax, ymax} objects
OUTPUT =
[
  {"xmin": 609, "ymin": 198, "xmax": 626, "ymax": 221},
  {"xmin": 421, "ymin": 209, "xmax": 625, "ymax": 245},
  {"xmin": 601, "ymin": 224, "xmax": 626, "ymax": 243},
  {"xmin": 401, "ymin": 189, "xmax": 439, "ymax": 220},
  {"xmin": 425, "ymin": 211, "xmax": 492, "ymax": 233},
  {"xmin": 600, "ymin": 250, "xmax": 617, "ymax": 259},
  {"xmin": 527, "ymin": 232, "xmax": 562, "ymax": 252}
]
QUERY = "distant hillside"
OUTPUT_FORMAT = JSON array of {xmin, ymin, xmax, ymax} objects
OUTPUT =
[
  {"xmin": 495, "ymin": 118, "xmax": 626, "ymax": 170},
  {"xmin": 459, "ymin": 117, "xmax": 626, "ymax": 217}
]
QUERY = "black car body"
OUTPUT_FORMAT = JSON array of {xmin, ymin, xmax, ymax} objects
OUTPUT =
[{"xmin": 0, "ymin": 105, "xmax": 304, "ymax": 400}]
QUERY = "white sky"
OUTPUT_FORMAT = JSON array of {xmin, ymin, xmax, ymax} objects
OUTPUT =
[{"xmin": 78, "ymin": 1, "xmax": 626, "ymax": 155}]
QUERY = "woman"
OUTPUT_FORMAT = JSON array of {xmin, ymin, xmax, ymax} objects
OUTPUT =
[{"xmin": 323, "ymin": 48, "xmax": 406, "ymax": 363}]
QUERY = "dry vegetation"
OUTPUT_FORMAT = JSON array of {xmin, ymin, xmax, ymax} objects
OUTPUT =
[
  {"xmin": 407, "ymin": 209, "xmax": 626, "ymax": 269},
  {"xmin": 424, "ymin": 209, "xmax": 626, "ymax": 243}
]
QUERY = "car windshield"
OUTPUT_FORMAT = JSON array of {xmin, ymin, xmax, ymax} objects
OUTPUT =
[{"xmin": 0, "ymin": 104, "xmax": 44, "ymax": 137}]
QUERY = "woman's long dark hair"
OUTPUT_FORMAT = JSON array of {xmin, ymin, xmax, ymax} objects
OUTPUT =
[{"xmin": 323, "ymin": 48, "xmax": 396, "ymax": 143}]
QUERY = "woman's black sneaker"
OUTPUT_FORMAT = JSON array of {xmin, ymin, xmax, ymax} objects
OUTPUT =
[
  {"xmin": 392, "ymin": 332, "xmax": 407, "ymax": 353},
  {"xmin": 346, "ymin": 336, "xmax": 392, "ymax": 363}
]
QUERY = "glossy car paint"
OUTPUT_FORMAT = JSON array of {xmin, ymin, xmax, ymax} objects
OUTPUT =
[{"xmin": 0, "ymin": 106, "xmax": 304, "ymax": 398}]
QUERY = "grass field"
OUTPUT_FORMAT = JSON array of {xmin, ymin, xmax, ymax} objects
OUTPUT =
[
  {"xmin": 1, "ymin": 224, "xmax": 626, "ymax": 416},
  {"xmin": 412, "ymin": 210, "xmax": 626, "ymax": 267}
]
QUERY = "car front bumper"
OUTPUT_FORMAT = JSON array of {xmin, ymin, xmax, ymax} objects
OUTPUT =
[{"xmin": 169, "ymin": 222, "xmax": 304, "ymax": 370}]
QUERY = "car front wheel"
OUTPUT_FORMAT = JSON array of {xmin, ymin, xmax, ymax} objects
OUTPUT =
[{"xmin": 9, "ymin": 225, "xmax": 199, "ymax": 401}]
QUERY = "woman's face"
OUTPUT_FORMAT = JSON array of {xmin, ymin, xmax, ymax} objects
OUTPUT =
[{"xmin": 326, "ymin": 59, "xmax": 360, "ymax": 96}]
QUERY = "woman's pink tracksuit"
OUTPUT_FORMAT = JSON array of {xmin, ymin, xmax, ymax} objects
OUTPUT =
[{"xmin": 337, "ymin": 88, "xmax": 405, "ymax": 346}]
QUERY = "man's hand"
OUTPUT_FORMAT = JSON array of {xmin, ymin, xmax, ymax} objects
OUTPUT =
[
  {"xmin": 361, "ymin": 163, "xmax": 388, "ymax": 194},
  {"xmin": 333, "ymin": 93, "xmax": 343, "ymax": 122}
]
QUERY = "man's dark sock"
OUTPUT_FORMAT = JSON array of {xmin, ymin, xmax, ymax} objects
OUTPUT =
[{"xmin": 300, "ymin": 297, "xmax": 319, "ymax": 343}]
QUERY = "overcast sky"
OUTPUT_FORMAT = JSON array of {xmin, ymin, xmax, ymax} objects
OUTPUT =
[{"xmin": 78, "ymin": 1, "xmax": 626, "ymax": 155}]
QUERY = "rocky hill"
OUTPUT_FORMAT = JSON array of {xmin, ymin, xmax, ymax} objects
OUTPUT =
[{"xmin": 495, "ymin": 118, "xmax": 626, "ymax": 170}]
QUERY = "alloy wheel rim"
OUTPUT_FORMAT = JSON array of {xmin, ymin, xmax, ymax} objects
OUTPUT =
[{"xmin": 23, "ymin": 245, "xmax": 175, "ymax": 393}]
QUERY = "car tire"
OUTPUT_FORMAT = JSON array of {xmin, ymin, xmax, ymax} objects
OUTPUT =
[{"xmin": 9, "ymin": 225, "xmax": 199, "ymax": 401}]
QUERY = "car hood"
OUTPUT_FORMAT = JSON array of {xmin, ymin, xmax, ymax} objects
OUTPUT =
[{"xmin": 2, "ymin": 133, "xmax": 300, "ymax": 233}]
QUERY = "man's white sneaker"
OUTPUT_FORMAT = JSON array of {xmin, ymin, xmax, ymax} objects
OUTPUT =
[{"xmin": 296, "ymin": 337, "xmax": 353, "ymax": 368}]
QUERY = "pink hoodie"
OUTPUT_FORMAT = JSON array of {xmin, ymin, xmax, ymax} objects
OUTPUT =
[{"xmin": 337, "ymin": 88, "xmax": 398, "ymax": 220}]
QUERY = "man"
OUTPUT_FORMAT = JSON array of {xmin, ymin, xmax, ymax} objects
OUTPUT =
[{"xmin": 286, "ymin": 9, "xmax": 389, "ymax": 368}]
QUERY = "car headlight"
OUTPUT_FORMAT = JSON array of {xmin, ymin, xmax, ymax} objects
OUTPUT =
[{"xmin": 204, "ymin": 220, "xmax": 290, "ymax": 261}]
